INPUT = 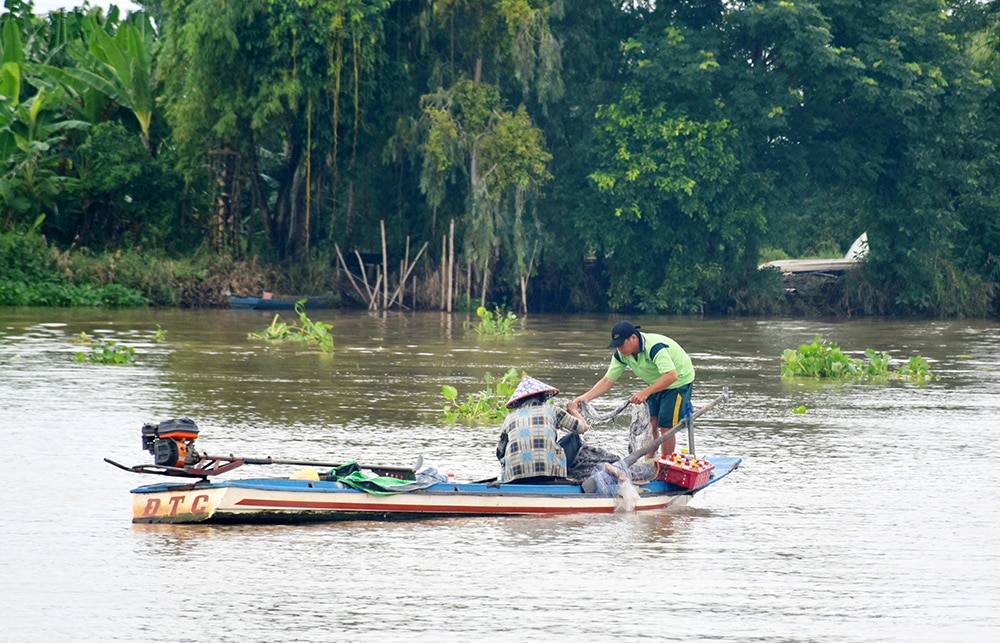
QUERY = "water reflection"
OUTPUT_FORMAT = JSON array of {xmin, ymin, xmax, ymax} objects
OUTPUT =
[{"xmin": 3, "ymin": 308, "xmax": 999, "ymax": 641}]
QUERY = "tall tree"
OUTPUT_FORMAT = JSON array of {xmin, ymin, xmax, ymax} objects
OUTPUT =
[
  {"xmin": 580, "ymin": 1, "xmax": 769, "ymax": 313},
  {"xmin": 159, "ymin": 0, "xmax": 392, "ymax": 261},
  {"xmin": 735, "ymin": 0, "xmax": 994, "ymax": 314},
  {"xmin": 409, "ymin": 0, "xmax": 562, "ymax": 305}
]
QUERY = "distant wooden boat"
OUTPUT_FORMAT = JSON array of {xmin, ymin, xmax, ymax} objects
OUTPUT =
[{"xmin": 228, "ymin": 292, "xmax": 334, "ymax": 310}]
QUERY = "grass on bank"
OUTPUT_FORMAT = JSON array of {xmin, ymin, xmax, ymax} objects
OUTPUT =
[{"xmin": 0, "ymin": 229, "xmax": 279, "ymax": 307}]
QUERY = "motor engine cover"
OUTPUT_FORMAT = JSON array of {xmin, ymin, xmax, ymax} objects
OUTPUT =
[
  {"xmin": 152, "ymin": 438, "xmax": 195, "ymax": 467},
  {"xmin": 141, "ymin": 418, "xmax": 200, "ymax": 467}
]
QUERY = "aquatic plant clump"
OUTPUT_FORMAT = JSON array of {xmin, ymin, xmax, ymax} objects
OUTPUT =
[
  {"xmin": 247, "ymin": 301, "xmax": 334, "ymax": 353},
  {"xmin": 441, "ymin": 368, "xmax": 525, "ymax": 422},
  {"xmin": 75, "ymin": 338, "xmax": 137, "ymax": 365},
  {"xmin": 469, "ymin": 306, "xmax": 517, "ymax": 335},
  {"xmin": 781, "ymin": 336, "xmax": 936, "ymax": 383}
]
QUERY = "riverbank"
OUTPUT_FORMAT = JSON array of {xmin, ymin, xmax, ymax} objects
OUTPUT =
[{"xmin": 2, "ymin": 229, "xmax": 995, "ymax": 318}]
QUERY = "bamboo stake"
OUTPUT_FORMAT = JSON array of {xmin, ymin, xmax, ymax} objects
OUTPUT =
[
  {"xmin": 354, "ymin": 249, "xmax": 376, "ymax": 307},
  {"xmin": 370, "ymin": 270, "xmax": 383, "ymax": 311},
  {"xmin": 520, "ymin": 239, "xmax": 539, "ymax": 314},
  {"xmin": 480, "ymin": 258, "xmax": 489, "ymax": 308},
  {"xmin": 381, "ymin": 220, "xmax": 388, "ymax": 310},
  {"xmin": 447, "ymin": 219, "xmax": 455, "ymax": 313},
  {"xmin": 387, "ymin": 242, "xmax": 429, "ymax": 309},
  {"xmin": 440, "ymin": 234, "xmax": 447, "ymax": 310},
  {"xmin": 401, "ymin": 236, "xmax": 410, "ymax": 307},
  {"xmin": 334, "ymin": 243, "xmax": 366, "ymax": 302}
]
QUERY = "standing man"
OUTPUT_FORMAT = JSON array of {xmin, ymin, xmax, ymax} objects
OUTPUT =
[{"xmin": 573, "ymin": 321, "xmax": 695, "ymax": 458}]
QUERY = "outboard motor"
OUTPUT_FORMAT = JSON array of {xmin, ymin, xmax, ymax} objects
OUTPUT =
[{"xmin": 141, "ymin": 418, "xmax": 201, "ymax": 468}]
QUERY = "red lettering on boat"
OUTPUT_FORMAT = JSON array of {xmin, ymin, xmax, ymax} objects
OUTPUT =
[
  {"xmin": 167, "ymin": 496, "xmax": 185, "ymax": 515},
  {"xmin": 191, "ymin": 495, "xmax": 210, "ymax": 514},
  {"xmin": 142, "ymin": 498, "xmax": 161, "ymax": 517}
]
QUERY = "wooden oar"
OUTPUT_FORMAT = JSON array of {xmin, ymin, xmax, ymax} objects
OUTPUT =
[{"xmin": 581, "ymin": 388, "xmax": 729, "ymax": 493}]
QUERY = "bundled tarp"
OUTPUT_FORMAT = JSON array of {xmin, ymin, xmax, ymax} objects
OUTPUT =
[{"xmin": 329, "ymin": 462, "xmax": 447, "ymax": 495}]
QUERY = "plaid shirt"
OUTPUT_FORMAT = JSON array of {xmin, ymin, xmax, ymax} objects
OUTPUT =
[{"xmin": 496, "ymin": 404, "xmax": 581, "ymax": 482}]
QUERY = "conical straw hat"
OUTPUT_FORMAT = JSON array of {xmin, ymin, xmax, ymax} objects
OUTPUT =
[{"xmin": 505, "ymin": 375, "xmax": 559, "ymax": 409}]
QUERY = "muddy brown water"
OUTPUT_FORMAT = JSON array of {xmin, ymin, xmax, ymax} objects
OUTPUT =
[{"xmin": 2, "ymin": 308, "xmax": 998, "ymax": 641}]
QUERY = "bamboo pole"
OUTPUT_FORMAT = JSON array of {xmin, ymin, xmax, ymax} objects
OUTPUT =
[
  {"xmin": 387, "ymin": 242, "xmax": 429, "ymax": 309},
  {"xmin": 381, "ymin": 220, "xmax": 389, "ymax": 310},
  {"xmin": 401, "ymin": 236, "xmax": 410, "ymax": 307},
  {"xmin": 354, "ymin": 249, "xmax": 376, "ymax": 307},
  {"xmin": 440, "ymin": 234, "xmax": 447, "ymax": 310},
  {"xmin": 447, "ymin": 219, "xmax": 455, "ymax": 313},
  {"xmin": 519, "ymin": 239, "xmax": 539, "ymax": 314},
  {"xmin": 334, "ymin": 243, "xmax": 366, "ymax": 302},
  {"xmin": 370, "ymin": 269, "xmax": 383, "ymax": 311},
  {"xmin": 479, "ymin": 258, "xmax": 489, "ymax": 308}
]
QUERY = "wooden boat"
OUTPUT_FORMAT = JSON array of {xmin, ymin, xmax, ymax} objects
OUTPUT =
[
  {"xmin": 228, "ymin": 292, "xmax": 334, "ymax": 310},
  {"xmin": 126, "ymin": 456, "xmax": 741, "ymax": 524},
  {"xmin": 111, "ymin": 390, "xmax": 738, "ymax": 525}
]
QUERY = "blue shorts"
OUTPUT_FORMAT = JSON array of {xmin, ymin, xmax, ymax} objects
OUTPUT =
[{"xmin": 647, "ymin": 383, "xmax": 693, "ymax": 428}]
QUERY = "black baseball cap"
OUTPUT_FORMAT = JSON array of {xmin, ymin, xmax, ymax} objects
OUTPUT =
[{"xmin": 607, "ymin": 321, "xmax": 640, "ymax": 348}]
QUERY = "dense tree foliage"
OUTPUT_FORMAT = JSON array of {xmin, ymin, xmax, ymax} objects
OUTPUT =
[{"xmin": 2, "ymin": 0, "xmax": 1000, "ymax": 316}]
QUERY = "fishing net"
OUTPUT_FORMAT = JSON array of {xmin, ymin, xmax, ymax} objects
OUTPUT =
[
  {"xmin": 577, "ymin": 400, "xmax": 654, "ymax": 453},
  {"xmin": 566, "ymin": 400, "xmax": 658, "ymax": 487},
  {"xmin": 585, "ymin": 461, "xmax": 641, "ymax": 511}
]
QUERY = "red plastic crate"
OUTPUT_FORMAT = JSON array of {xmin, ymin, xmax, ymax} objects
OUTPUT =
[{"xmin": 657, "ymin": 457, "xmax": 715, "ymax": 489}]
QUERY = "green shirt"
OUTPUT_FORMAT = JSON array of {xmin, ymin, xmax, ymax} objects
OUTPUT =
[{"xmin": 604, "ymin": 331, "xmax": 695, "ymax": 388}]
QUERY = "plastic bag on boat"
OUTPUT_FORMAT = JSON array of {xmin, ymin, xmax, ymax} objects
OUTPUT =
[
  {"xmin": 415, "ymin": 464, "xmax": 449, "ymax": 485},
  {"xmin": 615, "ymin": 478, "xmax": 640, "ymax": 513},
  {"xmin": 628, "ymin": 462, "xmax": 657, "ymax": 484},
  {"xmin": 289, "ymin": 467, "xmax": 320, "ymax": 481}
]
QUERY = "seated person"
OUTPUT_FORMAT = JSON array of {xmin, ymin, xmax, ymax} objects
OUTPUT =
[{"xmin": 496, "ymin": 376, "xmax": 589, "ymax": 483}]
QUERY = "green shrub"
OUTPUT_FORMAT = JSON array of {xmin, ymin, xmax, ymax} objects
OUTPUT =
[
  {"xmin": 0, "ymin": 230, "xmax": 56, "ymax": 283},
  {"xmin": 0, "ymin": 231, "xmax": 148, "ymax": 307}
]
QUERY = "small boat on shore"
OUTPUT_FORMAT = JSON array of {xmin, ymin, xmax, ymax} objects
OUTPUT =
[{"xmin": 228, "ymin": 292, "xmax": 334, "ymax": 310}]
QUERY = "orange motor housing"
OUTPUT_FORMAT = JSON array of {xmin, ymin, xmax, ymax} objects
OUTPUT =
[{"xmin": 141, "ymin": 418, "xmax": 200, "ymax": 468}]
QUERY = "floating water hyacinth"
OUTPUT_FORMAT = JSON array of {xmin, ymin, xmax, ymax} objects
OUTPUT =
[
  {"xmin": 75, "ymin": 338, "xmax": 137, "ymax": 365},
  {"xmin": 468, "ymin": 305, "xmax": 517, "ymax": 335},
  {"xmin": 247, "ymin": 301, "xmax": 334, "ymax": 353},
  {"xmin": 781, "ymin": 335, "xmax": 937, "ymax": 383}
]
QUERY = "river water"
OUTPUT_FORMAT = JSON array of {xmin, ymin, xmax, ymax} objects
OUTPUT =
[{"xmin": 1, "ymin": 308, "xmax": 997, "ymax": 642}]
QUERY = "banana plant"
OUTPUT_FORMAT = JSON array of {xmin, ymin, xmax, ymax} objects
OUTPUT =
[
  {"xmin": 38, "ymin": 12, "xmax": 155, "ymax": 150},
  {"xmin": 0, "ymin": 87, "xmax": 88, "ymax": 227},
  {"xmin": 0, "ymin": 13, "xmax": 24, "ymax": 106}
]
